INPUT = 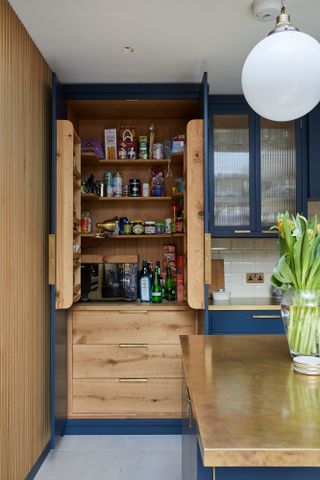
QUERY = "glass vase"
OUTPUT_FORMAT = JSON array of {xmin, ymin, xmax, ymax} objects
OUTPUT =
[{"xmin": 281, "ymin": 287, "xmax": 320, "ymax": 358}]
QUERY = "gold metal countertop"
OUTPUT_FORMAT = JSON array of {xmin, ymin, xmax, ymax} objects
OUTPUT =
[
  {"xmin": 208, "ymin": 297, "xmax": 281, "ymax": 310},
  {"xmin": 181, "ymin": 335, "xmax": 320, "ymax": 467}
]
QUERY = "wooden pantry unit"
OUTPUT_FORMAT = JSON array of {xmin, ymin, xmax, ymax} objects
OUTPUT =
[{"xmin": 55, "ymin": 97, "xmax": 206, "ymax": 420}]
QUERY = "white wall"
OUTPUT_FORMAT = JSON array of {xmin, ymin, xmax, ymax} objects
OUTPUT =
[{"xmin": 212, "ymin": 238, "xmax": 279, "ymax": 298}]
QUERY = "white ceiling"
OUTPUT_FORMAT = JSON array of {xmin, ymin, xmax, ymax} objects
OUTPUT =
[{"xmin": 8, "ymin": 0, "xmax": 320, "ymax": 94}]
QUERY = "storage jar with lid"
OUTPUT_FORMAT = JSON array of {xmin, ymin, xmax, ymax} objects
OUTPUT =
[
  {"xmin": 144, "ymin": 221, "xmax": 156, "ymax": 235},
  {"xmin": 155, "ymin": 222, "xmax": 165, "ymax": 234},
  {"xmin": 132, "ymin": 220, "xmax": 144, "ymax": 235},
  {"xmin": 129, "ymin": 178, "xmax": 141, "ymax": 197}
]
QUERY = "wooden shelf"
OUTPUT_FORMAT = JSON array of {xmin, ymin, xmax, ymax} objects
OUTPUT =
[
  {"xmin": 73, "ymin": 253, "xmax": 81, "ymax": 260},
  {"xmin": 73, "ymin": 229, "xmax": 80, "ymax": 236},
  {"xmin": 81, "ymin": 152, "xmax": 183, "ymax": 167},
  {"xmin": 81, "ymin": 194, "xmax": 172, "ymax": 202},
  {"xmin": 172, "ymin": 192, "xmax": 184, "ymax": 199},
  {"xmin": 81, "ymin": 233, "xmax": 184, "ymax": 239}
]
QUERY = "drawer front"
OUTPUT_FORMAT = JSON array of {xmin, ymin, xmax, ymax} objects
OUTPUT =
[
  {"xmin": 73, "ymin": 344, "xmax": 182, "ymax": 378},
  {"xmin": 209, "ymin": 310, "xmax": 284, "ymax": 335},
  {"xmin": 72, "ymin": 378, "xmax": 182, "ymax": 416},
  {"xmin": 73, "ymin": 310, "xmax": 195, "ymax": 344}
]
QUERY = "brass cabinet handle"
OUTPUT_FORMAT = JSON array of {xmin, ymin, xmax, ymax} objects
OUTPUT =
[
  {"xmin": 118, "ymin": 310, "xmax": 149, "ymax": 314},
  {"xmin": 119, "ymin": 378, "xmax": 148, "ymax": 383},
  {"xmin": 119, "ymin": 344, "xmax": 148, "ymax": 349},
  {"xmin": 234, "ymin": 230, "xmax": 251, "ymax": 234},
  {"xmin": 261, "ymin": 230, "xmax": 276, "ymax": 234},
  {"xmin": 252, "ymin": 315, "xmax": 281, "ymax": 319}
]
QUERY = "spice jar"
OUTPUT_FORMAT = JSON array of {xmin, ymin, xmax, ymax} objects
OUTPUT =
[
  {"xmin": 129, "ymin": 178, "xmax": 141, "ymax": 197},
  {"xmin": 144, "ymin": 221, "xmax": 156, "ymax": 235},
  {"xmin": 132, "ymin": 220, "xmax": 144, "ymax": 235},
  {"xmin": 124, "ymin": 222, "xmax": 132, "ymax": 235},
  {"xmin": 155, "ymin": 222, "xmax": 165, "ymax": 234},
  {"xmin": 81, "ymin": 211, "xmax": 92, "ymax": 233}
]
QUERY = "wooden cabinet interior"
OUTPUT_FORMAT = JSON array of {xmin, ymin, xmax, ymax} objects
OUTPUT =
[{"xmin": 66, "ymin": 98, "xmax": 203, "ymax": 306}]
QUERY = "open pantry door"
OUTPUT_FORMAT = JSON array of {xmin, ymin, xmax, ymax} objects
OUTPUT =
[
  {"xmin": 49, "ymin": 73, "xmax": 68, "ymax": 447},
  {"xmin": 186, "ymin": 73, "xmax": 210, "ymax": 321}
]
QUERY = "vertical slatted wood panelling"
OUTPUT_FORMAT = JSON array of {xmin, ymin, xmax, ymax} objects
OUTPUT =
[{"xmin": 0, "ymin": 1, "xmax": 51, "ymax": 478}]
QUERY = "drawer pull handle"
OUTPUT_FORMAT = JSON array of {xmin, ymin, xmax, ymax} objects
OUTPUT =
[
  {"xmin": 118, "ymin": 310, "xmax": 149, "ymax": 315},
  {"xmin": 119, "ymin": 378, "xmax": 148, "ymax": 383},
  {"xmin": 119, "ymin": 344, "xmax": 148, "ymax": 349},
  {"xmin": 261, "ymin": 230, "xmax": 276, "ymax": 234},
  {"xmin": 234, "ymin": 230, "xmax": 251, "ymax": 234},
  {"xmin": 252, "ymin": 315, "xmax": 281, "ymax": 319}
]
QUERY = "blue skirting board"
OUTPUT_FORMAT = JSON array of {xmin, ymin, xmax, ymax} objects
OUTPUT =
[
  {"xmin": 25, "ymin": 442, "xmax": 51, "ymax": 480},
  {"xmin": 64, "ymin": 418, "xmax": 182, "ymax": 435}
]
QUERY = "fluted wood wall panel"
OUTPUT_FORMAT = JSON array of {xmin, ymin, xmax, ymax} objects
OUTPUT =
[{"xmin": 0, "ymin": 1, "xmax": 51, "ymax": 478}]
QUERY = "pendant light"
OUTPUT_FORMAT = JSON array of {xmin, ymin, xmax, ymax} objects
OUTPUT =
[{"xmin": 241, "ymin": 1, "xmax": 320, "ymax": 121}]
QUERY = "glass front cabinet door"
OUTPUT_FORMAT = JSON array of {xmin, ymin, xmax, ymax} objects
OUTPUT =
[{"xmin": 210, "ymin": 107, "xmax": 306, "ymax": 237}]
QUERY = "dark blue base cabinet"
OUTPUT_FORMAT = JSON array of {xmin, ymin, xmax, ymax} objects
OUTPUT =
[{"xmin": 209, "ymin": 310, "xmax": 284, "ymax": 335}]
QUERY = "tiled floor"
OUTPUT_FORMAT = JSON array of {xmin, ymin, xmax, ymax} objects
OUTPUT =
[{"xmin": 35, "ymin": 435, "xmax": 182, "ymax": 480}]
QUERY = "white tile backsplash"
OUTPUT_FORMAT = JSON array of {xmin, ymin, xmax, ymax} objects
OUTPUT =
[{"xmin": 212, "ymin": 237, "xmax": 279, "ymax": 298}]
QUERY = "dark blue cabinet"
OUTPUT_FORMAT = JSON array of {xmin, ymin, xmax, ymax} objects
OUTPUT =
[
  {"xmin": 208, "ymin": 97, "xmax": 307, "ymax": 237},
  {"xmin": 308, "ymin": 103, "xmax": 320, "ymax": 199},
  {"xmin": 209, "ymin": 310, "xmax": 284, "ymax": 335}
]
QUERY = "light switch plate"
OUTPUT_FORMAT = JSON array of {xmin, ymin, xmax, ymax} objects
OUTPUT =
[{"xmin": 246, "ymin": 272, "xmax": 265, "ymax": 284}]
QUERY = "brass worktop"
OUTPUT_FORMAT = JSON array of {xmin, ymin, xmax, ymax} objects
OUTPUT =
[
  {"xmin": 208, "ymin": 297, "xmax": 281, "ymax": 310},
  {"xmin": 181, "ymin": 335, "xmax": 320, "ymax": 467}
]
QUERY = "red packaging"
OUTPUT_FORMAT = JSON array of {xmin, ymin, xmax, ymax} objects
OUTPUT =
[
  {"xmin": 162, "ymin": 245, "xmax": 176, "ymax": 276},
  {"xmin": 177, "ymin": 271, "xmax": 184, "ymax": 302}
]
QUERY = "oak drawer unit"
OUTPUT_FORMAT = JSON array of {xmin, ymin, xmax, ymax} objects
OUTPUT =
[{"xmin": 68, "ymin": 307, "xmax": 195, "ymax": 418}]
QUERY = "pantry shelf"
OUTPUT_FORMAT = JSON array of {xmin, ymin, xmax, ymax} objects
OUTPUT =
[
  {"xmin": 81, "ymin": 194, "xmax": 172, "ymax": 202},
  {"xmin": 81, "ymin": 152, "xmax": 183, "ymax": 167},
  {"xmin": 81, "ymin": 233, "xmax": 184, "ymax": 239}
]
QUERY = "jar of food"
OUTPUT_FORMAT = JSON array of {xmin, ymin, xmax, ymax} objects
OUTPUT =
[
  {"xmin": 165, "ymin": 218, "xmax": 172, "ymax": 234},
  {"xmin": 114, "ymin": 172, "xmax": 123, "ymax": 197},
  {"xmin": 124, "ymin": 222, "xmax": 132, "ymax": 235},
  {"xmin": 142, "ymin": 183, "xmax": 150, "ymax": 197},
  {"xmin": 129, "ymin": 178, "xmax": 141, "ymax": 197},
  {"xmin": 81, "ymin": 211, "xmax": 92, "ymax": 233},
  {"xmin": 176, "ymin": 216, "xmax": 183, "ymax": 233},
  {"xmin": 155, "ymin": 221, "xmax": 165, "ymax": 234},
  {"xmin": 144, "ymin": 221, "xmax": 156, "ymax": 235},
  {"xmin": 132, "ymin": 220, "xmax": 144, "ymax": 235}
]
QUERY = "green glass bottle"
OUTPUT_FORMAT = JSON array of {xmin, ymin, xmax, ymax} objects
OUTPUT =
[
  {"xmin": 164, "ymin": 263, "xmax": 176, "ymax": 301},
  {"xmin": 152, "ymin": 266, "xmax": 162, "ymax": 303}
]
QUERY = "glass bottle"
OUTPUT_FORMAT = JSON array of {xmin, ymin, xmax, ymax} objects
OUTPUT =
[
  {"xmin": 156, "ymin": 261, "xmax": 165, "ymax": 298},
  {"xmin": 164, "ymin": 263, "xmax": 176, "ymax": 301},
  {"xmin": 139, "ymin": 260, "xmax": 151, "ymax": 303},
  {"xmin": 152, "ymin": 267, "xmax": 162, "ymax": 303}
]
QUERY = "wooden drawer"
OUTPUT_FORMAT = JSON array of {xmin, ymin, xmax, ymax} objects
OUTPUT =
[
  {"xmin": 72, "ymin": 378, "xmax": 182, "ymax": 417},
  {"xmin": 73, "ymin": 344, "xmax": 182, "ymax": 379},
  {"xmin": 72, "ymin": 310, "xmax": 195, "ymax": 345}
]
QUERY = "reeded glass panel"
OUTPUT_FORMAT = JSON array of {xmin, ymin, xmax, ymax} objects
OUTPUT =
[
  {"xmin": 260, "ymin": 119, "xmax": 296, "ymax": 226},
  {"xmin": 213, "ymin": 115, "xmax": 250, "ymax": 227}
]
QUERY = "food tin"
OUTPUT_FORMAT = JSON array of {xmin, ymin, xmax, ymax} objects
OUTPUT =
[
  {"xmin": 114, "ymin": 172, "xmax": 123, "ymax": 197},
  {"xmin": 129, "ymin": 178, "xmax": 141, "ymax": 197},
  {"xmin": 155, "ymin": 222, "xmax": 165, "ymax": 234},
  {"xmin": 165, "ymin": 218, "xmax": 172, "ymax": 234},
  {"xmin": 152, "ymin": 143, "xmax": 163, "ymax": 160},
  {"xmin": 142, "ymin": 183, "xmax": 150, "ymax": 197},
  {"xmin": 144, "ymin": 221, "xmax": 156, "ymax": 235},
  {"xmin": 124, "ymin": 222, "xmax": 132, "ymax": 235},
  {"xmin": 139, "ymin": 136, "xmax": 148, "ymax": 160},
  {"xmin": 104, "ymin": 172, "xmax": 114, "ymax": 197},
  {"xmin": 132, "ymin": 220, "xmax": 144, "ymax": 235}
]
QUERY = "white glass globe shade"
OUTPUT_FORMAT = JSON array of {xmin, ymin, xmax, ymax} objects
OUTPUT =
[{"xmin": 242, "ymin": 30, "xmax": 320, "ymax": 121}]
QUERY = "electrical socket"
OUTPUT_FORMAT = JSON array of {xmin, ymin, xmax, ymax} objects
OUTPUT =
[{"xmin": 246, "ymin": 272, "xmax": 264, "ymax": 284}]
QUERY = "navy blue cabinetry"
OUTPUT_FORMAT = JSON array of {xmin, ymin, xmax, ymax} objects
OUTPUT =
[
  {"xmin": 209, "ymin": 310, "xmax": 284, "ymax": 335},
  {"xmin": 308, "ymin": 103, "xmax": 320, "ymax": 199},
  {"xmin": 208, "ymin": 96, "xmax": 307, "ymax": 237}
]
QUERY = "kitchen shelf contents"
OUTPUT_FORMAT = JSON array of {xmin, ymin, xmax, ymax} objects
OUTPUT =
[
  {"xmin": 81, "ymin": 233, "xmax": 184, "ymax": 239},
  {"xmin": 81, "ymin": 152, "xmax": 183, "ymax": 167},
  {"xmin": 81, "ymin": 193, "xmax": 172, "ymax": 202}
]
